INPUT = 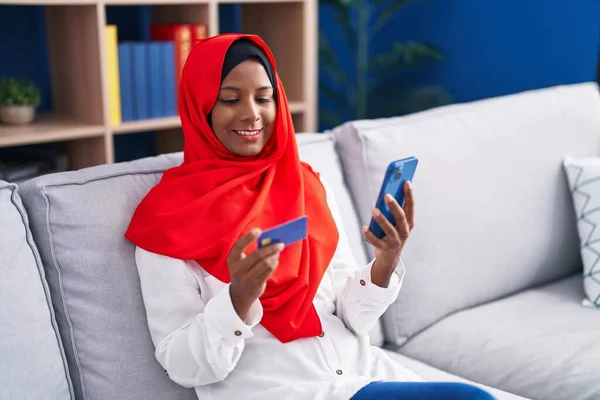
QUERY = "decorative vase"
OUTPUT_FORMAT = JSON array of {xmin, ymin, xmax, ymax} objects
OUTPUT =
[{"xmin": 0, "ymin": 105, "xmax": 36, "ymax": 125}]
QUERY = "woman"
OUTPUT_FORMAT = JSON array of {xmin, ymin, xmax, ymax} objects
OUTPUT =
[{"xmin": 125, "ymin": 34, "xmax": 494, "ymax": 400}]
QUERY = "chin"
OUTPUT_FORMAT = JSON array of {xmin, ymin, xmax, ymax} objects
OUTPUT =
[{"xmin": 236, "ymin": 146, "xmax": 264, "ymax": 157}]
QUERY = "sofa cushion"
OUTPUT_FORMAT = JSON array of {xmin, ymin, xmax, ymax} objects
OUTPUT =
[
  {"xmin": 0, "ymin": 181, "xmax": 73, "ymax": 400},
  {"xmin": 563, "ymin": 156, "xmax": 600, "ymax": 308},
  {"xmin": 332, "ymin": 82, "xmax": 600, "ymax": 345},
  {"xmin": 18, "ymin": 155, "xmax": 198, "ymax": 400},
  {"xmin": 399, "ymin": 274, "xmax": 600, "ymax": 400},
  {"xmin": 384, "ymin": 352, "xmax": 528, "ymax": 400}
]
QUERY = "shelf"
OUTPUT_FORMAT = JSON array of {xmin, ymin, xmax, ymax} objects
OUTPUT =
[
  {"xmin": 0, "ymin": 115, "xmax": 105, "ymax": 147},
  {"xmin": 218, "ymin": 0, "xmax": 302, "ymax": 3},
  {"xmin": 112, "ymin": 116, "xmax": 180, "ymax": 134},
  {"xmin": 105, "ymin": 0, "xmax": 210, "ymax": 5},
  {"xmin": 1, "ymin": 0, "xmax": 316, "ymax": 170},
  {"xmin": 288, "ymin": 101, "xmax": 305, "ymax": 114},
  {"xmin": 0, "ymin": 0, "xmax": 96, "ymax": 4},
  {"xmin": 0, "ymin": 0, "xmax": 301, "ymax": 3}
]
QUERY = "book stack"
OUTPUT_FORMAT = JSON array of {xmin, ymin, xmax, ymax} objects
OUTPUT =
[{"xmin": 104, "ymin": 24, "xmax": 207, "ymax": 126}]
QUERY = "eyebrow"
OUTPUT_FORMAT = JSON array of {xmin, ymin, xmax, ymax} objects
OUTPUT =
[{"xmin": 219, "ymin": 85, "xmax": 273, "ymax": 91}]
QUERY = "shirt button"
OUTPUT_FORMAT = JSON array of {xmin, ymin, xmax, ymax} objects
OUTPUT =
[
  {"xmin": 318, "ymin": 331, "xmax": 325, "ymax": 338},
  {"xmin": 336, "ymin": 369, "xmax": 343, "ymax": 375},
  {"xmin": 360, "ymin": 279, "xmax": 366, "ymax": 286},
  {"xmin": 234, "ymin": 330, "xmax": 242, "ymax": 336}
]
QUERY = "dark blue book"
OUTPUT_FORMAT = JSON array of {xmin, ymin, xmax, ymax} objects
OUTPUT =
[
  {"xmin": 161, "ymin": 41, "xmax": 177, "ymax": 116},
  {"xmin": 146, "ymin": 42, "xmax": 165, "ymax": 118},
  {"xmin": 131, "ymin": 42, "xmax": 149, "ymax": 120},
  {"xmin": 117, "ymin": 43, "xmax": 134, "ymax": 121}
]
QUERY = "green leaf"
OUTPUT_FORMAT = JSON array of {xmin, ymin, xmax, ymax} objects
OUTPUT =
[
  {"xmin": 370, "ymin": 0, "xmax": 410, "ymax": 35},
  {"xmin": 369, "ymin": 41, "xmax": 444, "ymax": 71},
  {"xmin": 319, "ymin": 32, "xmax": 350, "ymax": 85},
  {"xmin": 372, "ymin": 0, "xmax": 409, "ymax": 6},
  {"xmin": 329, "ymin": 6, "xmax": 357, "ymax": 49},
  {"xmin": 0, "ymin": 77, "xmax": 41, "ymax": 107}
]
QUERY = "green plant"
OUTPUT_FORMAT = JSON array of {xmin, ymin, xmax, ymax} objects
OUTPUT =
[
  {"xmin": 0, "ymin": 77, "xmax": 41, "ymax": 107},
  {"xmin": 319, "ymin": 0, "xmax": 452, "ymax": 128}
]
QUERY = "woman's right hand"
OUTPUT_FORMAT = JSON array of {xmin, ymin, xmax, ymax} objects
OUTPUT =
[{"xmin": 227, "ymin": 228, "xmax": 285, "ymax": 321}]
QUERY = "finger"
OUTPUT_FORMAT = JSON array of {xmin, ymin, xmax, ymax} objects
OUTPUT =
[
  {"xmin": 251, "ymin": 253, "xmax": 281, "ymax": 280},
  {"xmin": 404, "ymin": 181, "xmax": 415, "ymax": 230},
  {"xmin": 228, "ymin": 228, "xmax": 262, "ymax": 263},
  {"xmin": 384, "ymin": 194, "xmax": 410, "ymax": 239},
  {"xmin": 384, "ymin": 194, "xmax": 408, "ymax": 232},
  {"xmin": 372, "ymin": 207, "xmax": 399, "ymax": 242},
  {"xmin": 244, "ymin": 242, "xmax": 285, "ymax": 267},
  {"xmin": 362, "ymin": 226, "xmax": 387, "ymax": 249}
]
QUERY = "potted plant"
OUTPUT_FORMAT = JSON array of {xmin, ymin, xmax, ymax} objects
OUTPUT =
[
  {"xmin": 318, "ymin": 0, "xmax": 452, "ymax": 129},
  {"xmin": 0, "ymin": 77, "xmax": 41, "ymax": 125}
]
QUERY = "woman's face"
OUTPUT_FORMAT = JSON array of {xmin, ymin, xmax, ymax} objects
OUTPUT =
[{"xmin": 210, "ymin": 59, "xmax": 277, "ymax": 157}]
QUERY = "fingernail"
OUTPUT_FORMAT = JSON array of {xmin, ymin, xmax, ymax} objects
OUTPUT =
[
  {"xmin": 406, "ymin": 181, "xmax": 412, "ymax": 188},
  {"xmin": 276, "ymin": 243, "xmax": 285, "ymax": 250},
  {"xmin": 384, "ymin": 194, "xmax": 394, "ymax": 202},
  {"xmin": 372, "ymin": 208, "xmax": 381, "ymax": 217}
]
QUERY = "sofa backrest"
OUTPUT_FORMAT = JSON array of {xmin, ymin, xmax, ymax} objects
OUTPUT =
[
  {"xmin": 332, "ymin": 82, "xmax": 600, "ymax": 346},
  {"xmin": 18, "ymin": 154, "xmax": 196, "ymax": 400},
  {"xmin": 0, "ymin": 181, "xmax": 73, "ymax": 400},
  {"xmin": 15, "ymin": 133, "xmax": 375, "ymax": 400}
]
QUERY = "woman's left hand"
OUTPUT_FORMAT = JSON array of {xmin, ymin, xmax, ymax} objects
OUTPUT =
[{"xmin": 362, "ymin": 181, "xmax": 415, "ymax": 288}]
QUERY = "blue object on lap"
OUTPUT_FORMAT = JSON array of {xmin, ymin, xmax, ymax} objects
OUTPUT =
[{"xmin": 351, "ymin": 381, "xmax": 496, "ymax": 400}]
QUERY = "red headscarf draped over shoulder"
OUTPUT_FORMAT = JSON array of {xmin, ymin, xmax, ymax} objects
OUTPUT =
[{"xmin": 124, "ymin": 33, "xmax": 339, "ymax": 343}]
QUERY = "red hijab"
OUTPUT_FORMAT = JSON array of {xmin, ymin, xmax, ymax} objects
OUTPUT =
[{"xmin": 125, "ymin": 33, "xmax": 339, "ymax": 343}]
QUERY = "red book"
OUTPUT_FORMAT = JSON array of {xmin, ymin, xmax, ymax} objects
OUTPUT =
[
  {"xmin": 150, "ymin": 24, "xmax": 193, "ymax": 88},
  {"xmin": 190, "ymin": 24, "xmax": 208, "ymax": 47}
]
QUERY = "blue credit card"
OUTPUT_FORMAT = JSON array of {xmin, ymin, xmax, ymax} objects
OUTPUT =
[{"xmin": 257, "ymin": 215, "xmax": 308, "ymax": 248}]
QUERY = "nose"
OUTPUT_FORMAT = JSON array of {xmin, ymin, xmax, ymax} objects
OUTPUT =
[{"xmin": 239, "ymin": 99, "xmax": 260, "ymax": 123}]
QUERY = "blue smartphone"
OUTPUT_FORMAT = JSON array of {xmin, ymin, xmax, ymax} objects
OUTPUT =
[{"xmin": 368, "ymin": 157, "xmax": 418, "ymax": 239}]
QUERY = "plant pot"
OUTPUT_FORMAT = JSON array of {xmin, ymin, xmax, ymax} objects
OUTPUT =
[{"xmin": 0, "ymin": 105, "xmax": 36, "ymax": 125}]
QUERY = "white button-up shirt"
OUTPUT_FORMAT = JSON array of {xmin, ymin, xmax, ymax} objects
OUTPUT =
[{"xmin": 134, "ymin": 178, "xmax": 422, "ymax": 400}]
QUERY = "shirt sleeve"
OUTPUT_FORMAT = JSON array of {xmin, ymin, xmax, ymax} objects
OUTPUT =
[
  {"xmin": 134, "ymin": 246, "xmax": 263, "ymax": 388},
  {"xmin": 320, "ymin": 177, "xmax": 405, "ymax": 336}
]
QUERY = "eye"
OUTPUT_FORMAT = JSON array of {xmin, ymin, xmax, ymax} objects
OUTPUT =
[
  {"xmin": 257, "ymin": 97, "xmax": 272, "ymax": 103},
  {"xmin": 219, "ymin": 98, "xmax": 238, "ymax": 105}
]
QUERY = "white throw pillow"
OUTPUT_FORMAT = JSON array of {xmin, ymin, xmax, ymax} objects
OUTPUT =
[{"xmin": 563, "ymin": 156, "xmax": 600, "ymax": 308}]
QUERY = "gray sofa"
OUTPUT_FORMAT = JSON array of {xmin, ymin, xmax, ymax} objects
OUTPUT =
[{"xmin": 2, "ymin": 82, "xmax": 599, "ymax": 400}]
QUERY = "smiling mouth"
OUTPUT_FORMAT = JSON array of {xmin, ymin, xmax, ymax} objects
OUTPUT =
[{"xmin": 233, "ymin": 129, "xmax": 262, "ymax": 137}]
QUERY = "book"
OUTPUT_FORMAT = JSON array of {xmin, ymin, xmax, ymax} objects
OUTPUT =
[
  {"xmin": 117, "ymin": 43, "xmax": 134, "ymax": 121},
  {"xmin": 161, "ymin": 41, "xmax": 177, "ymax": 116},
  {"xmin": 191, "ymin": 24, "xmax": 208, "ymax": 46},
  {"xmin": 149, "ymin": 24, "xmax": 192, "ymax": 88},
  {"xmin": 131, "ymin": 42, "xmax": 149, "ymax": 120},
  {"xmin": 105, "ymin": 25, "xmax": 122, "ymax": 126},
  {"xmin": 146, "ymin": 42, "xmax": 166, "ymax": 118}
]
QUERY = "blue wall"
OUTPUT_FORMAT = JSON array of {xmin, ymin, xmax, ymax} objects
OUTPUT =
[
  {"xmin": 373, "ymin": 0, "xmax": 600, "ymax": 104},
  {"xmin": 1, "ymin": 1, "xmax": 600, "ymax": 138}
]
